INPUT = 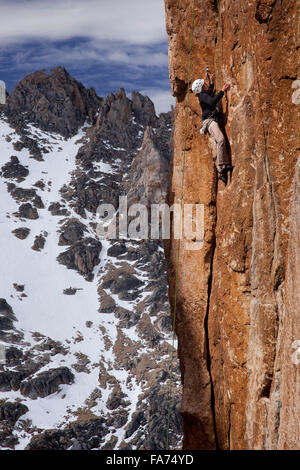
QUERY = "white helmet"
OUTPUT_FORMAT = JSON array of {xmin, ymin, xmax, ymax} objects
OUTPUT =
[{"xmin": 192, "ymin": 78, "xmax": 204, "ymax": 95}]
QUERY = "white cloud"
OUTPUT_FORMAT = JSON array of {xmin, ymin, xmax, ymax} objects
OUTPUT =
[
  {"xmin": 0, "ymin": 0, "xmax": 173, "ymax": 115},
  {"xmin": 0, "ymin": 40, "xmax": 168, "ymax": 76},
  {"xmin": 0, "ymin": 0, "xmax": 167, "ymax": 46}
]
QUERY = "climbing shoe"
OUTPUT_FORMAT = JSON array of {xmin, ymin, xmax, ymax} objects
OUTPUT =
[
  {"xmin": 218, "ymin": 171, "xmax": 227, "ymax": 184},
  {"xmin": 218, "ymin": 164, "xmax": 233, "ymax": 172},
  {"xmin": 224, "ymin": 164, "xmax": 234, "ymax": 171}
]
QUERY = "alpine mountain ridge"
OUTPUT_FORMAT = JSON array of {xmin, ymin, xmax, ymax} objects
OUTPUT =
[{"xmin": 0, "ymin": 66, "xmax": 182, "ymax": 450}]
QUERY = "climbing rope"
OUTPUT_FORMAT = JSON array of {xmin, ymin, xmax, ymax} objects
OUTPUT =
[
  {"xmin": 216, "ymin": 0, "xmax": 222, "ymax": 92},
  {"xmin": 165, "ymin": 0, "xmax": 196, "ymax": 450}
]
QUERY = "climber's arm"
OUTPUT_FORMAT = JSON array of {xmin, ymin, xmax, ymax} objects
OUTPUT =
[
  {"xmin": 200, "ymin": 91, "xmax": 224, "ymax": 108},
  {"xmin": 212, "ymin": 83, "xmax": 230, "ymax": 105},
  {"xmin": 213, "ymin": 90, "xmax": 224, "ymax": 105}
]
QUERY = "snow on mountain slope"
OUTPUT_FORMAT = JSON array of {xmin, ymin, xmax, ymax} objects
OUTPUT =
[
  {"xmin": 0, "ymin": 119, "xmax": 106, "ymax": 443},
  {"xmin": 0, "ymin": 84, "xmax": 181, "ymax": 451}
]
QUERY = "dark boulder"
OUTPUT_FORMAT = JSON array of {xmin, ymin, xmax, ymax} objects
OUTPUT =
[
  {"xmin": 114, "ymin": 307, "xmax": 139, "ymax": 329},
  {"xmin": 107, "ymin": 241, "xmax": 127, "ymax": 257},
  {"xmin": 33, "ymin": 195, "xmax": 44, "ymax": 208},
  {"xmin": 11, "ymin": 227, "xmax": 30, "ymax": 239},
  {"xmin": 110, "ymin": 414, "xmax": 128, "ymax": 430},
  {"xmin": 0, "ymin": 401, "xmax": 28, "ymax": 424},
  {"xmin": 17, "ymin": 203, "xmax": 38, "ymax": 220},
  {"xmin": 111, "ymin": 273, "xmax": 144, "ymax": 294},
  {"xmin": 106, "ymin": 389, "xmax": 127, "ymax": 411},
  {"xmin": 65, "ymin": 175, "xmax": 119, "ymax": 214},
  {"xmin": 157, "ymin": 315, "xmax": 172, "ymax": 333},
  {"xmin": 13, "ymin": 284, "xmax": 25, "ymax": 292},
  {"xmin": 125, "ymin": 411, "xmax": 146, "ymax": 438},
  {"xmin": 57, "ymin": 237, "xmax": 101, "ymax": 278},
  {"xmin": 8, "ymin": 186, "xmax": 36, "ymax": 202},
  {"xmin": 26, "ymin": 430, "xmax": 71, "ymax": 450},
  {"xmin": 20, "ymin": 366, "xmax": 74, "ymax": 399},
  {"xmin": 98, "ymin": 291, "xmax": 116, "ymax": 313},
  {"xmin": 0, "ymin": 371, "xmax": 26, "ymax": 392},
  {"xmin": 48, "ymin": 201, "xmax": 68, "ymax": 216},
  {"xmin": 13, "ymin": 135, "xmax": 43, "ymax": 161},
  {"xmin": 58, "ymin": 219, "xmax": 86, "ymax": 245},
  {"xmin": 0, "ymin": 156, "xmax": 29, "ymax": 181},
  {"xmin": 0, "ymin": 424, "xmax": 19, "ymax": 449},
  {"xmin": 0, "ymin": 316, "xmax": 13, "ymax": 331},
  {"xmin": 63, "ymin": 287, "xmax": 79, "ymax": 295},
  {"xmin": 118, "ymin": 290, "xmax": 140, "ymax": 301},
  {"xmin": 0, "ymin": 299, "xmax": 16, "ymax": 331},
  {"xmin": 26, "ymin": 418, "xmax": 108, "ymax": 450},
  {"xmin": 5, "ymin": 347, "xmax": 23, "ymax": 366},
  {"xmin": 31, "ymin": 234, "xmax": 46, "ymax": 251}
]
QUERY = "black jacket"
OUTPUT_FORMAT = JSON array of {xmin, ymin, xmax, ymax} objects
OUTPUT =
[{"xmin": 198, "ymin": 84, "xmax": 224, "ymax": 122}]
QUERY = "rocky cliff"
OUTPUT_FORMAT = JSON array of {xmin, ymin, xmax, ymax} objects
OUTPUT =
[
  {"xmin": 5, "ymin": 66, "xmax": 101, "ymax": 137},
  {"xmin": 164, "ymin": 0, "xmax": 299, "ymax": 450},
  {"xmin": 0, "ymin": 70, "xmax": 181, "ymax": 449}
]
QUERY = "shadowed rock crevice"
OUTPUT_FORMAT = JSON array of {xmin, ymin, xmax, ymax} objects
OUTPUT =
[{"xmin": 204, "ymin": 233, "xmax": 219, "ymax": 449}]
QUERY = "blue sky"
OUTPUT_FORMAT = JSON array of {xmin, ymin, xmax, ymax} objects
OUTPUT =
[{"xmin": 0, "ymin": 0, "xmax": 174, "ymax": 115}]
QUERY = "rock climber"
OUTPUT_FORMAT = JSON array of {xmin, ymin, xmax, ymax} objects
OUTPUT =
[{"xmin": 192, "ymin": 73, "xmax": 232, "ymax": 184}]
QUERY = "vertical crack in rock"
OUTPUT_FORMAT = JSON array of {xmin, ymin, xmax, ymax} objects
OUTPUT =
[
  {"xmin": 227, "ymin": 404, "xmax": 232, "ymax": 449},
  {"xmin": 255, "ymin": 53, "xmax": 281, "ymax": 400},
  {"xmin": 204, "ymin": 198, "xmax": 219, "ymax": 449}
]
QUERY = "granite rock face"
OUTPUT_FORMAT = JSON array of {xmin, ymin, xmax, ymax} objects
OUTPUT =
[
  {"xmin": 164, "ymin": 0, "xmax": 299, "ymax": 450},
  {"xmin": 125, "ymin": 113, "xmax": 173, "ymax": 207}
]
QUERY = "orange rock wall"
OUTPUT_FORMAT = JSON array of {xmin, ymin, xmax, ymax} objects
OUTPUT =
[{"xmin": 164, "ymin": 0, "xmax": 300, "ymax": 449}]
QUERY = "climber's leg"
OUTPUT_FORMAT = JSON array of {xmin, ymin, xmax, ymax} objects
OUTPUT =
[{"xmin": 207, "ymin": 120, "xmax": 230, "ymax": 172}]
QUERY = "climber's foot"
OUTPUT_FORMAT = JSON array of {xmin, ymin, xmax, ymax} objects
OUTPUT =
[
  {"xmin": 225, "ymin": 164, "xmax": 234, "ymax": 171},
  {"xmin": 218, "ymin": 171, "xmax": 227, "ymax": 184},
  {"xmin": 218, "ymin": 164, "xmax": 233, "ymax": 173}
]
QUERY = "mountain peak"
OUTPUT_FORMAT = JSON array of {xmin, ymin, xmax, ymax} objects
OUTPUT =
[
  {"xmin": 4, "ymin": 68, "xmax": 101, "ymax": 137},
  {"xmin": 131, "ymin": 91, "xmax": 156, "ymax": 126}
]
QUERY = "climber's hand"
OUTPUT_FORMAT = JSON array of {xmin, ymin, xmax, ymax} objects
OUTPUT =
[
  {"xmin": 211, "ymin": 73, "xmax": 216, "ymax": 83},
  {"xmin": 222, "ymin": 83, "xmax": 230, "ymax": 92}
]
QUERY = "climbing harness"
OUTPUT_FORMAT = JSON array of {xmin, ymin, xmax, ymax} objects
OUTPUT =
[
  {"xmin": 165, "ymin": 0, "xmax": 196, "ymax": 450},
  {"xmin": 200, "ymin": 116, "xmax": 216, "ymax": 135}
]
